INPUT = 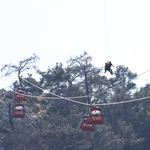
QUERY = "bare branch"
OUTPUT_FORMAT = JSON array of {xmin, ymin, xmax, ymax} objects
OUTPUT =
[{"xmin": 1, "ymin": 54, "xmax": 39, "ymax": 87}]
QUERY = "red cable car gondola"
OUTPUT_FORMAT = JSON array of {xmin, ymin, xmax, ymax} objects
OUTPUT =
[
  {"xmin": 88, "ymin": 107, "xmax": 104, "ymax": 124},
  {"xmin": 17, "ymin": 87, "xmax": 25, "ymax": 91},
  {"xmin": 12, "ymin": 103, "xmax": 26, "ymax": 118},
  {"xmin": 80, "ymin": 115, "xmax": 95, "ymax": 131},
  {"xmin": 15, "ymin": 87, "xmax": 27, "ymax": 101}
]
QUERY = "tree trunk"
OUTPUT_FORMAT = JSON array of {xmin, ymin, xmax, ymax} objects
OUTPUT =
[
  {"xmin": 9, "ymin": 103, "xmax": 14, "ymax": 130},
  {"xmin": 18, "ymin": 70, "xmax": 22, "ymax": 87},
  {"xmin": 84, "ymin": 67, "xmax": 90, "ymax": 104}
]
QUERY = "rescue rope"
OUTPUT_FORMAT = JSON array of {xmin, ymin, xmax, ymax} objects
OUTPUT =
[{"xmin": 103, "ymin": 0, "xmax": 109, "ymax": 60}]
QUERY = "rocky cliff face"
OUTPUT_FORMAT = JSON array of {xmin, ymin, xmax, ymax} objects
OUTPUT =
[
  {"xmin": 0, "ymin": 90, "xmax": 37, "ymax": 129},
  {"xmin": 0, "ymin": 89, "xmax": 46, "ymax": 150}
]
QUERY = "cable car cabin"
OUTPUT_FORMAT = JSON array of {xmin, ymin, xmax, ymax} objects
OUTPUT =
[
  {"xmin": 80, "ymin": 115, "xmax": 95, "ymax": 131},
  {"xmin": 17, "ymin": 87, "xmax": 25, "ymax": 91},
  {"xmin": 12, "ymin": 103, "xmax": 26, "ymax": 118},
  {"xmin": 15, "ymin": 87, "xmax": 27, "ymax": 101},
  {"xmin": 88, "ymin": 107, "xmax": 104, "ymax": 124}
]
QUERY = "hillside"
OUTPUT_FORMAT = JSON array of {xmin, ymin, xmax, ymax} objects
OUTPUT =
[{"xmin": 0, "ymin": 53, "xmax": 150, "ymax": 150}]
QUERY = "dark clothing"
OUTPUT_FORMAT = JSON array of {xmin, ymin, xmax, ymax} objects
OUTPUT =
[
  {"xmin": 104, "ymin": 62, "xmax": 114, "ymax": 75},
  {"xmin": 105, "ymin": 63, "xmax": 111, "ymax": 70},
  {"xmin": 108, "ymin": 62, "xmax": 113, "ymax": 67}
]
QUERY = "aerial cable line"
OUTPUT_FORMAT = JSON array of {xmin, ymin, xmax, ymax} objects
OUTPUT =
[
  {"xmin": 18, "ymin": 67, "xmax": 150, "ymax": 100},
  {"xmin": 11, "ymin": 79, "xmax": 150, "ymax": 106},
  {"xmin": 11, "ymin": 90, "xmax": 88, "ymax": 106},
  {"xmin": 136, "ymin": 69, "xmax": 150, "ymax": 78},
  {"xmin": 92, "ymin": 68, "xmax": 150, "ymax": 97},
  {"xmin": 17, "ymin": 71, "xmax": 150, "ymax": 106},
  {"xmin": 12, "ymin": 90, "xmax": 89, "ymax": 106},
  {"xmin": 17, "ymin": 76, "xmax": 89, "ymax": 106},
  {"xmin": 95, "ymin": 95, "xmax": 150, "ymax": 106},
  {"xmin": 18, "ymin": 75, "xmax": 91, "ymax": 99}
]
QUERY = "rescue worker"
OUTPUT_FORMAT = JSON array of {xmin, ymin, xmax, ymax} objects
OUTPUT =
[
  {"xmin": 104, "ymin": 63, "xmax": 108, "ymax": 73},
  {"xmin": 104, "ymin": 61, "xmax": 114, "ymax": 75},
  {"xmin": 108, "ymin": 61, "xmax": 114, "ymax": 68}
]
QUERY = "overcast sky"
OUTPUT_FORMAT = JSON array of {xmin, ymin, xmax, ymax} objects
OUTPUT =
[{"xmin": 0, "ymin": 0, "xmax": 150, "ymax": 90}]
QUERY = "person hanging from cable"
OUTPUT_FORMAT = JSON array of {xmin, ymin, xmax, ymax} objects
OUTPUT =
[
  {"xmin": 104, "ymin": 63, "xmax": 108, "ymax": 73},
  {"xmin": 104, "ymin": 61, "xmax": 114, "ymax": 75}
]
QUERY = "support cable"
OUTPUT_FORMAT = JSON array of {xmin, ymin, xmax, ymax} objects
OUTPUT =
[{"xmin": 16, "ymin": 70, "xmax": 150, "ymax": 106}]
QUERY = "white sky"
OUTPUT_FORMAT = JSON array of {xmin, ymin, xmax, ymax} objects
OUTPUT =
[{"xmin": 0, "ymin": 0, "xmax": 150, "ymax": 90}]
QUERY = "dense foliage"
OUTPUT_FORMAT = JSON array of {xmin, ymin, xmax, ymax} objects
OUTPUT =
[{"xmin": 0, "ymin": 52, "xmax": 150, "ymax": 150}]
